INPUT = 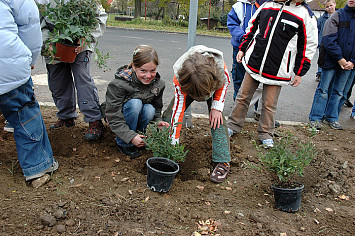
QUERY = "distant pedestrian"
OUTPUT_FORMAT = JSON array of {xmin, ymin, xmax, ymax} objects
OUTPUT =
[
  {"xmin": 309, "ymin": 0, "xmax": 355, "ymax": 130},
  {"xmin": 0, "ymin": 0, "xmax": 58, "ymax": 187}
]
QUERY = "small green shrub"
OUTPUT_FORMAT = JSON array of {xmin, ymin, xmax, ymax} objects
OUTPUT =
[
  {"xmin": 252, "ymin": 130, "xmax": 317, "ymax": 188},
  {"xmin": 37, "ymin": 0, "xmax": 109, "ymax": 69},
  {"xmin": 144, "ymin": 122, "xmax": 188, "ymax": 162}
]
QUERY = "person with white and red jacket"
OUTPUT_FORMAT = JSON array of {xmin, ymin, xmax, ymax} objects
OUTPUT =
[
  {"xmin": 228, "ymin": 0, "xmax": 318, "ymax": 148},
  {"xmin": 163, "ymin": 45, "xmax": 231, "ymax": 183}
]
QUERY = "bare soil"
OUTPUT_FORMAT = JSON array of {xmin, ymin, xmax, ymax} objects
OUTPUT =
[{"xmin": 0, "ymin": 106, "xmax": 354, "ymax": 235}]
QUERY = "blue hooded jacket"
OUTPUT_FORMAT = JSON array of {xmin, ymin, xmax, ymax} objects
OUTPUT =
[
  {"xmin": 322, "ymin": 4, "xmax": 355, "ymax": 69},
  {"xmin": 227, "ymin": 0, "xmax": 258, "ymax": 49},
  {"xmin": 0, "ymin": 0, "xmax": 42, "ymax": 95}
]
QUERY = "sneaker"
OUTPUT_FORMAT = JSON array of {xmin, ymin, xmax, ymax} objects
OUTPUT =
[
  {"xmin": 50, "ymin": 118, "xmax": 75, "ymax": 130},
  {"xmin": 25, "ymin": 159, "xmax": 59, "ymax": 182},
  {"xmin": 323, "ymin": 120, "xmax": 343, "ymax": 130},
  {"xmin": 351, "ymin": 115, "xmax": 355, "ymax": 120},
  {"xmin": 275, "ymin": 120, "xmax": 280, "ymax": 128},
  {"xmin": 116, "ymin": 144, "xmax": 141, "ymax": 159},
  {"xmin": 210, "ymin": 162, "xmax": 230, "ymax": 183},
  {"xmin": 344, "ymin": 99, "xmax": 353, "ymax": 107},
  {"xmin": 309, "ymin": 120, "xmax": 323, "ymax": 130},
  {"xmin": 261, "ymin": 139, "xmax": 274, "ymax": 148},
  {"xmin": 84, "ymin": 120, "xmax": 104, "ymax": 140},
  {"xmin": 228, "ymin": 128, "xmax": 235, "ymax": 137},
  {"xmin": 4, "ymin": 121, "xmax": 14, "ymax": 133}
]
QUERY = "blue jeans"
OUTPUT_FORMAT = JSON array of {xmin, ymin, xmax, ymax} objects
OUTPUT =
[
  {"xmin": 115, "ymin": 99, "xmax": 155, "ymax": 147},
  {"xmin": 232, "ymin": 48, "xmax": 246, "ymax": 100},
  {"xmin": 309, "ymin": 69, "xmax": 352, "ymax": 122},
  {"xmin": 0, "ymin": 78, "xmax": 54, "ymax": 179},
  {"xmin": 338, "ymin": 69, "xmax": 355, "ymax": 113}
]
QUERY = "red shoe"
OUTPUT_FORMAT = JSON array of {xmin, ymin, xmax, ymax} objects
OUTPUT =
[
  {"xmin": 84, "ymin": 120, "xmax": 104, "ymax": 140},
  {"xmin": 50, "ymin": 118, "xmax": 75, "ymax": 130}
]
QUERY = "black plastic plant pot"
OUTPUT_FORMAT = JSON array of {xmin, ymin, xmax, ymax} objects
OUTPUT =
[
  {"xmin": 271, "ymin": 184, "xmax": 304, "ymax": 213},
  {"xmin": 146, "ymin": 157, "xmax": 179, "ymax": 193}
]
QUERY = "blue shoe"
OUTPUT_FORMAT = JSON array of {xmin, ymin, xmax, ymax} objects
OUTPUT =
[
  {"xmin": 4, "ymin": 121, "xmax": 14, "ymax": 133},
  {"xmin": 261, "ymin": 139, "xmax": 274, "ymax": 148},
  {"xmin": 228, "ymin": 128, "xmax": 235, "ymax": 137}
]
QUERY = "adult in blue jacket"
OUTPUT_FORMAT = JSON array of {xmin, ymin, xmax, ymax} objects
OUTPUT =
[
  {"xmin": 227, "ymin": 0, "xmax": 258, "ymax": 100},
  {"xmin": 0, "ymin": 0, "xmax": 58, "ymax": 187},
  {"xmin": 309, "ymin": 0, "xmax": 355, "ymax": 130}
]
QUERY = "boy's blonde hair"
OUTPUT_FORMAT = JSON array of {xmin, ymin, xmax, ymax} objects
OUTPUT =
[
  {"xmin": 324, "ymin": 0, "xmax": 336, "ymax": 4},
  {"xmin": 178, "ymin": 53, "xmax": 223, "ymax": 101},
  {"xmin": 131, "ymin": 45, "xmax": 159, "ymax": 68}
]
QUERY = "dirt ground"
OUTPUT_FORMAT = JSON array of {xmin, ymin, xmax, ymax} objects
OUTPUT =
[{"xmin": 0, "ymin": 106, "xmax": 354, "ymax": 236}]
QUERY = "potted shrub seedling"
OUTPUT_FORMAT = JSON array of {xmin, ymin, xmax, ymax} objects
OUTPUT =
[
  {"xmin": 144, "ymin": 122, "xmax": 188, "ymax": 192},
  {"xmin": 37, "ymin": 0, "xmax": 109, "ymax": 69},
  {"xmin": 252, "ymin": 129, "xmax": 317, "ymax": 212}
]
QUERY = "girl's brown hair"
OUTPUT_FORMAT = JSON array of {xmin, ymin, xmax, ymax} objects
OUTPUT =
[
  {"xmin": 178, "ymin": 53, "xmax": 223, "ymax": 101},
  {"xmin": 131, "ymin": 45, "xmax": 159, "ymax": 68}
]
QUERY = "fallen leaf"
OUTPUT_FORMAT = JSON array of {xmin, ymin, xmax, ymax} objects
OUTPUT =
[
  {"xmin": 191, "ymin": 232, "xmax": 202, "ymax": 236},
  {"xmin": 114, "ymin": 158, "xmax": 120, "ymax": 163},
  {"xmin": 314, "ymin": 219, "xmax": 320, "ymax": 224},
  {"xmin": 121, "ymin": 177, "xmax": 129, "ymax": 182},
  {"xmin": 94, "ymin": 176, "xmax": 101, "ymax": 180},
  {"xmin": 314, "ymin": 208, "xmax": 321, "ymax": 213},
  {"xmin": 68, "ymin": 183, "xmax": 83, "ymax": 188},
  {"xmin": 338, "ymin": 195, "xmax": 349, "ymax": 200},
  {"xmin": 224, "ymin": 210, "xmax": 231, "ymax": 214},
  {"xmin": 280, "ymin": 233, "xmax": 287, "ymax": 236},
  {"xmin": 128, "ymin": 190, "xmax": 133, "ymax": 195},
  {"xmin": 325, "ymin": 208, "xmax": 333, "ymax": 212},
  {"xmin": 225, "ymin": 187, "xmax": 232, "ymax": 190},
  {"xmin": 145, "ymin": 196, "xmax": 149, "ymax": 202},
  {"xmin": 196, "ymin": 185, "xmax": 205, "ymax": 191},
  {"xmin": 205, "ymin": 202, "xmax": 211, "ymax": 206}
]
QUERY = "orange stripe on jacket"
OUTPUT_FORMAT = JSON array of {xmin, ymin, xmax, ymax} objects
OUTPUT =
[
  {"xmin": 170, "ymin": 75, "xmax": 187, "ymax": 144},
  {"xmin": 170, "ymin": 63, "xmax": 230, "ymax": 144},
  {"xmin": 213, "ymin": 63, "xmax": 230, "ymax": 107}
]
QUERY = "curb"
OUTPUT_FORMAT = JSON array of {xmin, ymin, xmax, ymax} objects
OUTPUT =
[
  {"xmin": 107, "ymin": 26, "xmax": 230, "ymax": 39},
  {"xmin": 38, "ymin": 102, "xmax": 306, "ymax": 127},
  {"xmin": 192, "ymin": 113, "xmax": 307, "ymax": 127}
]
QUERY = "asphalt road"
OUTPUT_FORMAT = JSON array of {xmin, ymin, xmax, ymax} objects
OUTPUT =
[{"xmin": 31, "ymin": 27, "xmax": 355, "ymax": 129}]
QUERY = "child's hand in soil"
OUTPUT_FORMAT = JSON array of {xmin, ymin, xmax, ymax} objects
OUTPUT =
[{"xmin": 132, "ymin": 134, "xmax": 146, "ymax": 148}]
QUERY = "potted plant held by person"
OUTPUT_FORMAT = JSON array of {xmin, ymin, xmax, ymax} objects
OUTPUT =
[
  {"xmin": 144, "ymin": 122, "xmax": 188, "ymax": 193},
  {"xmin": 37, "ymin": 0, "xmax": 109, "ymax": 69},
  {"xmin": 253, "ymin": 130, "xmax": 317, "ymax": 212}
]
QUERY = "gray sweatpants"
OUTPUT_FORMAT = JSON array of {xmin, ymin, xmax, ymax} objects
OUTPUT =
[{"xmin": 46, "ymin": 51, "xmax": 102, "ymax": 123}]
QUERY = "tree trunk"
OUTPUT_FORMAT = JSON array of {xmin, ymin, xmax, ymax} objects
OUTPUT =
[{"xmin": 134, "ymin": 0, "xmax": 141, "ymax": 18}]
